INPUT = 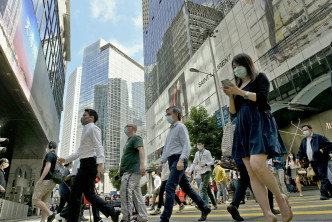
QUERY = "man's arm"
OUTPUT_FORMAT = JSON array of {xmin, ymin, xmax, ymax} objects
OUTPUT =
[
  {"xmin": 92, "ymin": 127, "xmax": 105, "ymax": 164},
  {"xmin": 205, "ymin": 151, "xmax": 214, "ymax": 166},
  {"xmin": 38, "ymin": 162, "xmax": 51, "ymax": 183},
  {"xmin": 179, "ymin": 126, "xmax": 190, "ymax": 160},
  {"xmin": 188, "ymin": 152, "xmax": 198, "ymax": 174},
  {"xmin": 318, "ymin": 135, "xmax": 332, "ymax": 153},
  {"xmin": 138, "ymin": 146, "xmax": 146, "ymax": 176},
  {"xmin": 296, "ymin": 140, "xmax": 305, "ymax": 162}
]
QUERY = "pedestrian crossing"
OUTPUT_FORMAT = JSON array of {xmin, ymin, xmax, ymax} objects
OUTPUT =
[{"xmin": 16, "ymin": 192, "xmax": 332, "ymax": 221}]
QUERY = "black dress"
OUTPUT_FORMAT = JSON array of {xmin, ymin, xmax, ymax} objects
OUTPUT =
[{"xmin": 231, "ymin": 73, "xmax": 287, "ymax": 160}]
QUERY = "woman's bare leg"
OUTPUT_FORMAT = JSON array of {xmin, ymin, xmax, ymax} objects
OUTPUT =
[{"xmin": 295, "ymin": 176, "xmax": 303, "ymax": 196}]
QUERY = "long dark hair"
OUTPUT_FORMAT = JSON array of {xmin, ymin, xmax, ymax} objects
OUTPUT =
[
  {"xmin": 288, "ymin": 152, "xmax": 295, "ymax": 163},
  {"xmin": 232, "ymin": 53, "xmax": 258, "ymax": 86}
]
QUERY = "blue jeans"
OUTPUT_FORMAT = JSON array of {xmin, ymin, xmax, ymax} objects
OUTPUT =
[
  {"xmin": 195, "ymin": 178, "xmax": 203, "ymax": 196},
  {"xmin": 160, "ymin": 155, "xmax": 209, "ymax": 222}
]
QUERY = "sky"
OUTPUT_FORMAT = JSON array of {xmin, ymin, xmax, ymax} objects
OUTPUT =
[{"xmin": 58, "ymin": 0, "xmax": 144, "ymax": 148}]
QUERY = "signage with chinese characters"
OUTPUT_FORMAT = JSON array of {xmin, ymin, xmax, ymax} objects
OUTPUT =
[{"xmin": 215, "ymin": 109, "xmax": 222, "ymax": 129}]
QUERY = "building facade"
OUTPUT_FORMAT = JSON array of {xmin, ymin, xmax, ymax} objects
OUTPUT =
[
  {"xmin": 145, "ymin": 0, "xmax": 332, "ymax": 166},
  {"xmin": 78, "ymin": 39, "xmax": 145, "ymax": 172},
  {"xmin": 142, "ymin": 0, "xmax": 149, "ymax": 32},
  {"xmin": 0, "ymin": 0, "xmax": 70, "ymax": 216},
  {"xmin": 60, "ymin": 67, "xmax": 82, "ymax": 157}
]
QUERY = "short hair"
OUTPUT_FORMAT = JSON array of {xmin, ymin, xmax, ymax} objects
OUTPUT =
[
  {"xmin": 85, "ymin": 109, "xmax": 98, "ymax": 123},
  {"xmin": 197, "ymin": 139, "xmax": 205, "ymax": 145},
  {"xmin": 126, "ymin": 123, "xmax": 137, "ymax": 132},
  {"xmin": 166, "ymin": 106, "xmax": 182, "ymax": 120},
  {"xmin": 64, "ymin": 162, "xmax": 72, "ymax": 167},
  {"xmin": 48, "ymin": 141, "xmax": 57, "ymax": 149},
  {"xmin": 301, "ymin": 124, "xmax": 312, "ymax": 130},
  {"xmin": 0, "ymin": 158, "xmax": 8, "ymax": 165}
]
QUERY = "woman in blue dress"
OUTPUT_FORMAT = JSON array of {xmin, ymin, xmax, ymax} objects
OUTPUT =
[{"xmin": 222, "ymin": 53, "xmax": 293, "ymax": 222}]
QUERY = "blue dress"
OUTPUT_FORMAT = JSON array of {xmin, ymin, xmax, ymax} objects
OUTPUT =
[{"xmin": 231, "ymin": 73, "xmax": 287, "ymax": 160}]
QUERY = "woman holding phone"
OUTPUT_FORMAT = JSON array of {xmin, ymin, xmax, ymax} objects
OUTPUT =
[{"xmin": 222, "ymin": 53, "xmax": 292, "ymax": 222}]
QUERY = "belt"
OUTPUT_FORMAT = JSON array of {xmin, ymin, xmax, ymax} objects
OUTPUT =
[
  {"xmin": 167, "ymin": 154, "xmax": 181, "ymax": 160},
  {"xmin": 80, "ymin": 156, "xmax": 96, "ymax": 162}
]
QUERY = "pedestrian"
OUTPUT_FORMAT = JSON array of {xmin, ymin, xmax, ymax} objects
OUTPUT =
[
  {"xmin": 57, "ymin": 109, "xmax": 120, "ymax": 222},
  {"xmin": 212, "ymin": 161, "xmax": 228, "ymax": 204},
  {"xmin": 150, "ymin": 171, "xmax": 161, "ymax": 211},
  {"xmin": 286, "ymin": 152, "xmax": 303, "ymax": 196},
  {"xmin": 296, "ymin": 124, "xmax": 332, "ymax": 200},
  {"xmin": 0, "ymin": 158, "xmax": 9, "ymax": 199},
  {"xmin": 158, "ymin": 106, "xmax": 211, "ymax": 222},
  {"xmin": 272, "ymin": 156, "xmax": 289, "ymax": 196},
  {"xmin": 188, "ymin": 140, "xmax": 218, "ymax": 210},
  {"xmin": 150, "ymin": 161, "xmax": 185, "ymax": 215},
  {"xmin": 117, "ymin": 123, "xmax": 148, "ymax": 222},
  {"xmin": 193, "ymin": 165, "xmax": 203, "ymax": 197},
  {"xmin": 222, "ymin": 53, "xmax": 292, "ymax": 222},
  {"xmin": 227, "ymin": 160, "xmax": 280, "ymax": 221},
  {"xmin": 32, "ymin": 141, "xmax": 58, "ymax": 222},
  {"xmin": 230, "ymin": 169, "xmax": 239, "ymax": 191},
  {"xmin": 57, "ymin": 162, "xmax": 73, "ymax": 214}
]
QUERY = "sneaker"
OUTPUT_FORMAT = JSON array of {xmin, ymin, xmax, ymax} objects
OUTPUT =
[
  {"xmin": 198, "ymin": 208, "xmax": 211, "ymax": 221},
  {"xmin": 227, "ymin": 204, "xmax": 244, "ymax": 221},
  {"xmin": 320, "ymin": 196, "xmax": 330, "ymax": 200},
  {"xmin": 212, "ymin": 205, "xmax": 218, "ymax": 210},
  {"xmin": 55, "ymin": 213, "xmax": 66, "ymax": 222},
  {"xmin": 80, "ymin": 216, "xmax": 89, "ymax": 221},
  {"xmin": 178, "ymin": 204, "xmax": 185, "ymax": 212},
  {"xmin": 47, "ymin": 213, "xmax": 56, "ymax": 222},
  {"xmin": 150, "ymin": 208, "xmax": 161, "ymax": 215},
  {"xmin": 224, "ymin": 201, "xmax": 230, "ymax": 204}
]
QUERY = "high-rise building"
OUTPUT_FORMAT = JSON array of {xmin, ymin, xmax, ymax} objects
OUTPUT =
[
  {"xmin": 78, "ymin": 39, "xmax": 144, "ymax": 173},
  {"xmin": 142, "ymin": 0, "xmax": 149, "ymax": 32},
  {"xmin": 143, "ymin": 0, "xmax": 225, "ymax": 109},
  {"xmin": 60, "ymin": 67, "xmax": 82, "ymax": 157}
]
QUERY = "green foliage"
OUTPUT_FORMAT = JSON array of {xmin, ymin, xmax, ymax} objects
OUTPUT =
[
  {"xmin": 109, "ymin": 167, "xmax": 121, "ymax": 191},
  {"xmin": 184, "ymin": 106, "xmax": 223, "ymax": 162}
]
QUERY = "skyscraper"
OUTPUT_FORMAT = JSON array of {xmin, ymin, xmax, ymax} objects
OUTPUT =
[
  {"xmin": 142, "ymin": 0, "xmax": 149, "ymax": 32},
  {"xmin": 143, "ymin": 0, "xmax": 225, "ymax": 109},
  {"xmin": 78, "ymin": 39, "xmax": 144, "ymax": 172},
  {"xmin": 60, "ymin": 67, "xmax": 82, "ymax": 157}
]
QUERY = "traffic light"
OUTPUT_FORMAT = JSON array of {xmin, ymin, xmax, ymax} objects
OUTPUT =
[{"xmin": 0, "ymin": 138, "xmax": 9, "ymax": 153}]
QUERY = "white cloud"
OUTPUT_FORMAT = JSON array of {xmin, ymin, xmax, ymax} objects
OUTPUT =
[
  {"xmin": 90, "ymin": 0, "xmax": 118, "ymax": 22},
  {"xmin": 131, "ymin": 13, "xmax": 142, "ymax": 28},
  {"xmin": 109, "ymin": 38, "xmax": 143, "ymax": 58}
]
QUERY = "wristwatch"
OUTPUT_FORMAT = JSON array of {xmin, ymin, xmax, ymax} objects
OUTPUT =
[{"xmin": 243, "ymin": 91, "xmax": 249, "ymax": 100}]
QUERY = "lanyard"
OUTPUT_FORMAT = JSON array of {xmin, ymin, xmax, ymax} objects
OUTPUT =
[{"xmin": 199, "ymin": 150, "xmax": 205, "ymax": 162}]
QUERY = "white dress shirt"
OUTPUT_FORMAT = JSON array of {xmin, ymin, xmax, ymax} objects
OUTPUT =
[
  {"xmin": 153, "ymin": 175, "xmax": 161, "ymax": 189},
  {"xmin": 188, "ymin": 149, "xmax": 214, "ymax": 175},
  {"xmin": 64, "ymin": 123, "xmax": 105, "ymax": 164},
  {"xmin": 71, "ymin": 159, "xmax": 80, "ymax": 176},
  {"xmin": 306, "ymin": 134, "xmax": 313, "ymax": 161}
]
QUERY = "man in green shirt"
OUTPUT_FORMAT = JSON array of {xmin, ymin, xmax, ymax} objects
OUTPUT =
[{"xmin": 118, "ymin": 123, "xmax": 148, "ymax": 222}]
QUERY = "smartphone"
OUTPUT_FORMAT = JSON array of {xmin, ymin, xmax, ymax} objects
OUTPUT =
[{"xmin": 221, "ymin": 79, "xmax": 232, "ymax": 89}]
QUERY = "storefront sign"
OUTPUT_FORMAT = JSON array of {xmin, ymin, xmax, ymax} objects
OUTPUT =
[{"xmin": 215, "ymin": 109, "xmax": 222, "ymax": 129}]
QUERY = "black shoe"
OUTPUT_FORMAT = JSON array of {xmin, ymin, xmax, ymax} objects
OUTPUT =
[
  {"xmin": 80, "ymin": 216, "xmax": 89, "ymax": 221},
  {"xmin": 47, "ymin": 213, "xmax": 56, "ymax": 222},
  {"xmin": 239, "ymin": 200, "xmax": 245, "ymax": 205},
  {"xmin": 198, "ymin": 208, "xmax": 211, "ymax": 221},
  {"xmin": 227, "ymin": 204, "xmax": 244, "ymax": 221},
  {"xmin": 111, "ymin": 209, "xmax": 121, "ymax": 222},
  {"xmin": 320, "ymin": 196, "xmax": 330, "ymax": 200},
  {"xmin": 271, "ymin": 209, "xmax": 280, "ymax": 215}
]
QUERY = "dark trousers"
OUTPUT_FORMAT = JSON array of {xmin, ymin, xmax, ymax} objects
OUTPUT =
[
  {"xmin": 157, "ymin": 180, "xmax": 182, "ymax": 209},
  {"xmin": 66, "ymin": 157, "xmax": 116, "ymax": 222},
  {"xmin": 57, "ymin": 193, "xmax": 70, "ymax": 213},
  {"xmin": 232, "ymin": 163, "xmax": 274, "ymax": 210},
  {"xmin": 160, "ymin": 155, "xmax": 209, "ymax": 222},
  {"xmin": 311, "ymin": 159, "xmax": 332, "ymax": 197},
  {"xmin": 201, "ymin": 171, "xmax": 216, "ymax": 205}
]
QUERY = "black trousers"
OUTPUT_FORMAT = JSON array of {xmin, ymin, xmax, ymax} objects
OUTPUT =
[
  {"xmin": 311, "ymin": 159, "xmax": 332, "ymax": 197},
  {"xmin": 57, "ymin": 193, "xmax": 70, "ymax": 213},
  {"xmin": 157, "ymin": 180, "xmax": 182, "ymax": 209},
  {"xmin": 232, "ymin": 163, "xmax": 274, "ymax": 210},
  {"xmin": 66, "ymin": 157, "xmax": 116, "ymax": 222}
]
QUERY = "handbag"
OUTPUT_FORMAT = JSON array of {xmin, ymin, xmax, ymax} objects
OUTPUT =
[
  {"xmin": 221, "ymin": 121, "xmax": 235, "ymax": 156},
  {"xmin": 306, "ymin": 166, "xmax": 315, "ymax": 177},
  {"xmin": 297, "ymin": 168, "xmax": 306, "ymax": 175},
  {"xmin": 220, "ymin": 156, "xmax": 236, "ymax": 170},
  {"xmin": 52, "ymin": 164, "xmax": 66, "ymax": 184}
]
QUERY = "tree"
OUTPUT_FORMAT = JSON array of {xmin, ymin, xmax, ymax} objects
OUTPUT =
[
  {"xmin": 184, "ymin": 106, "xmax": 223, "ymax": 162},
  {"xmin": 109, "ymin": 168, "xmax": 121, "ymax": 191}
]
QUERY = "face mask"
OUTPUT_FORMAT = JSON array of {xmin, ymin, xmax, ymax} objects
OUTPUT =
[
  {"xmin": 197, "ymin": 145, "xmax": 203, "ymax": 151},
  {"xmin": 234, "ymin": 66, "xmax": 247, "ymax": 79},
  {"xmin": 81, "ymin": 116, "xmax": 90, "ymax": 125},
  {"xmin": 303, "ymin": 130, "xmax": 310, "ymax": 137},
  {"xmin": 166, "ymin": 115, "xmax": 174, "ymax": 124},
  {"xmin": 4, "ymin": 163, "xmax": 9, "ymax": 169},
  {"xmin": 124, "ymin": 127, "xmax": 129, "ymax": 135}
]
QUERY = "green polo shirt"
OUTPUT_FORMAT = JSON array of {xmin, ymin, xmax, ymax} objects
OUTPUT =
[{"xmin": 120, "ymin": 135, "xmax": 143, "ymax": 175}]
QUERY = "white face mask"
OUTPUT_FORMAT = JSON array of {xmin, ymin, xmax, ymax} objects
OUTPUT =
[
  {"xmin": 4, "ymin": 163, "xmax": 9, "ymax": 169},
  {"xmin": 197, "ymin": 145, "xmax": 203, "ymax": 151}
]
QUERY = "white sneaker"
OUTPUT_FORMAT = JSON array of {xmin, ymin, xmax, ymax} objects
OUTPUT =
[{"xmin": 55, "ymin": 213, "xmax": 66, "ymax": 221}]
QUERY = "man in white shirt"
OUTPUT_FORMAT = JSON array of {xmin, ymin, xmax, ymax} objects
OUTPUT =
[
  {"xmin": 58, "ymin": 109, "xmax": 120, "ymax": 222},
  {"xmin": 296, "ymin": 124, "xmax": 332, "ymax": 200},
  {"xmin": 150, "ymin": 171, "xmax": 161, "ymax": 211},
  {"xmin": 188, "ymin": 139, "xmax": 217, "ymax": 210}
]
